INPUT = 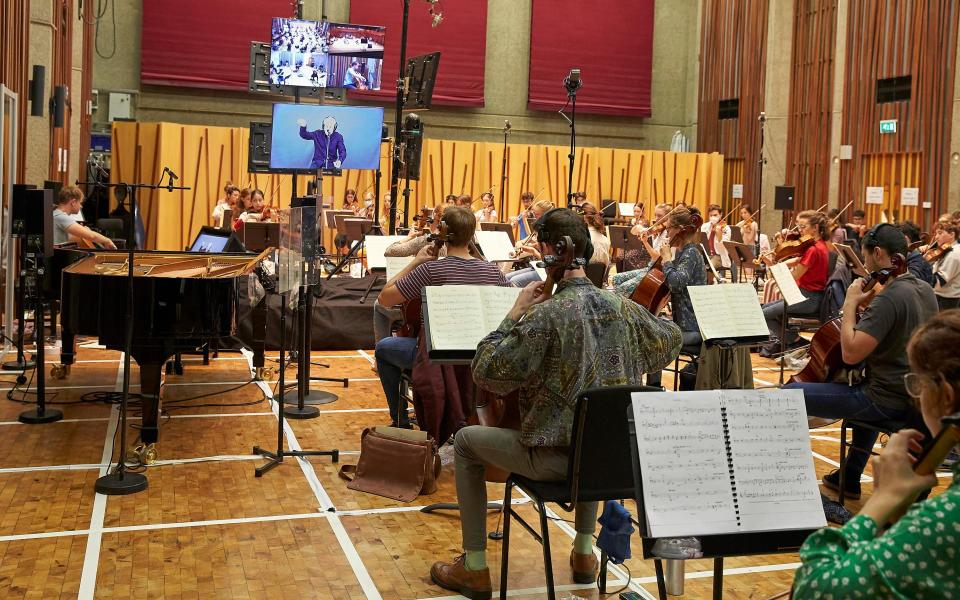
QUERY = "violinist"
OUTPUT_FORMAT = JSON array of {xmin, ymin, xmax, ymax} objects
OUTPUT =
[
  {"xmin": 700, "ymin": 204, "xmax": 735, "ymax": 282},
  {"xmin": 473, "ymin": 192, "xmax": 497, "ymax": 223},
  {"xmin": 444, "ymin": 194, "xmax": 457, "ymax": 206},
  {"xmin": 843, "ymin": 209, "xmax": 867, "ymax": 252},
  {"xmin": 456, "ymin": 194, "xmax": 472, "ymax": 208},
  {"xmin": 237, "ymin": 189, "xmax": 270, "ymax": 223},
  {"xmin": 430, "ymin": 208, "xmax": 682, "ymax": 599},
  {"xmin": 579, "ymin": 202, "xmax": 611, "ymax": 266},
  {"xmin": 896, "ymin": 221, "xmax": 936, "ymax": 287},
  {"xmin": 612, "ymin": 203, "xmax": 673, "ymax": 294},
  {"xmin": 644, "ymin": 206, "xmax": 707, "ymax": 388},
  {"xmin": 759, "ymin": 210, "xmax": 830, "ymax": 358},
  {"xmin": 792, "ymin": 310, "xmax": 960, "ymax": 598},
  {"xmin": 504, "ymin": 199, "xmax": 555, "ymax": 287},
  {"xmin": 510, "ymin": 191, "xmax": 536, "ymax": 238},
  {"xmin": 784, "ymin": 224, "xmax": 937, "ymax": 506},
  {"xmin": 736, "ymin": 204, "xmax": 759, "ymax": 247},
  {"xmin": 212, "ymin": 183, "xmax": 239, "ymax": 228},
  {"xmin": 930, "ymin": 221, "xmax": 960, "ymax": 310},
  {"xmin": 374, "ymin": 206, "xmax": 509, "ymax": 428},
  {"xmin": 380, "ymin": 193, "xmax": 402, "ymax": 230},
  {"xmin": 335, "ymin": 188, "xmax": 360, "ymax": 253}
]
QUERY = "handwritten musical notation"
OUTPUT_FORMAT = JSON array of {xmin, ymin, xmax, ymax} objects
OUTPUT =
[
  {"xmin": 424, "ymin": 285, "xmax": 522, "ymax": 351},
  {"xmin": 631, "ymin": 389, "xmax": 826, "ymax": 538},
  {"xmin": 688, "ymin": 284, "xmax": 769, "ymax": 341}
]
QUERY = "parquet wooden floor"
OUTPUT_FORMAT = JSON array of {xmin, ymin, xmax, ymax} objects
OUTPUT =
[{"xmin": 0, "ymin": 341, "xmax": 949, "ymax": 599}]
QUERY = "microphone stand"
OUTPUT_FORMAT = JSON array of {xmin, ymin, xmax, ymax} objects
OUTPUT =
[
  {"xmin": 499, "ymin": 122, "xmax": 510, "ymax": 220},
  {"xmin": 754, "ymin": 113, "xmax": 767, "ymax": 290},
  {"xmin": 388, "ymin": 0, "xmax": 412, "ymax": 235},
  {"xmin": 78, "ymin": 170, "xmax": 189, "ymax": 495},
  {"xmin": 563, "ymin": 75, "xmax": 581, "ymax": 208}
]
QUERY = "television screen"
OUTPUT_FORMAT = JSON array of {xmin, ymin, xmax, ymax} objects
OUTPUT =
[
  {"xmin": 269, "ymin": 18, "xmax": 385, "ymax": 90},
  {"xmin": 189, "ymin": 227, "xmax": 232, "ymax": 253},
  {"xmin": 269, "ymin": 103, "xmax": 385, "ymax": 172}
]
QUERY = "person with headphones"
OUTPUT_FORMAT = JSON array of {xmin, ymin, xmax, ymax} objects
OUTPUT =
[
  {"xmin": 784, "ymin": 224, "xmax": 938, "ymax": 514},
  {"xmin": 429, "ymin": 208, "xmax": 682, "ymax": 600},
  {"xmin": 374, "ymin": 206, "xmax": 509, "ymax": 428},
  {"xmin": 297, "ymin": 115, "xmax": 346, "ymax": 170}
]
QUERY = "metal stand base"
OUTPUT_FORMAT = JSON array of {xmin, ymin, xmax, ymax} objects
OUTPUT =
[
  {"xmin": 3, "ymin": 359, "xmax": 34, "ymax": 371},
  {"xmin": 18, "ymin": 408, "xmax": 62, "ymax": 424},
  {"xmin": 281, "ymin": 385, "xmax": 339, "ymax": 406},
  {"xmin": 283, "ymin": 405, "xmax": 320, "ymax": 419},
  {"xmin": 253, "ymin": 445, "xmax": 339, "ymax": 477},
  {"xmin": 95, "ymin": 471, "xmax": 148, "ymax": 495}
]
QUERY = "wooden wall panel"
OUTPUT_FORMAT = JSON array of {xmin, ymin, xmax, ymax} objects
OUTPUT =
[
  {"xmin": 0, "ymin": 0, "xmax": 30, "ymax": 181},
  {"xmin": 49, "ymin": 0, "xmax": 72, "ymax": 182},
  {"xmin": 112, "ymin": 122, "xmax": 726, "ymax": 251},
  {"xmin": 838, "ymin": 0, "xmax": 960, "ymax": 228},
  {"xmin": 785, "ymin": 0, "xmax": 838, "ymax": 211},
  {"xmin": 697, "ymin": 0, "xmax": 769, "ymax": 211}
]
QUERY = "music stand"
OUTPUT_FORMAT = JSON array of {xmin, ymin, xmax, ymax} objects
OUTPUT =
[
  {"xmin": 479, "ymin": 222, "xmax": 515, "ymax": 246},
  {"xmin": 326, "ymin": 218, "xmax": 373, "ymax": 279},
  {"xmin": 220, "ymin": 209, "xmax": 233, "ymax": 231},
  {"xmin": 729, "ymin": 225, "xmax": 743, "ymax": 244},
  {"xmin": 722, "ymin": 241, "xmax": 756, "ymax": 284},
  {"xmin": 607, "ymin": 225, "xmax": 632, "ymax": 269},
  {"xmin": 241, "ymin": 222, "xmax": 281, "ymax": 252},
  {"xmin": 834, "ymin": 243, "xmax": 868, "ymax": 278}
]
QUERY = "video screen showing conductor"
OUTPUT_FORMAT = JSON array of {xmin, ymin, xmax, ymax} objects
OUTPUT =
[
  {"xmin": 269, "ymin": 103, "xmax": 385, "ymax": 172},
  {"xmin": 269, "ymin": 18, "xmax": 385, "ymax": 90}
]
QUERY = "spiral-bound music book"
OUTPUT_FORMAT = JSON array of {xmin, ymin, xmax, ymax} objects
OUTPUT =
[{"xmin": 630, "ymin": 389, "xmax": 825, "ymax": 538}]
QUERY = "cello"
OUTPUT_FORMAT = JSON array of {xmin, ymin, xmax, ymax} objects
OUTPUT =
[
  {"xmin": 789, "ymin": 255, "xmax": 907, "ymax": 384},
  {"xmin": 630, "ymin": 211, "xmax": 703, "ymax": 314}
]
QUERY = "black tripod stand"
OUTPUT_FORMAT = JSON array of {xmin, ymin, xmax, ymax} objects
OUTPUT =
[
  {"xmin": 17, "ymin": 237, "xmax": 61, "ymax": 425},
  {"xmin": 563, "ymin": 69, "xmax": 582, "ymax": 208}
]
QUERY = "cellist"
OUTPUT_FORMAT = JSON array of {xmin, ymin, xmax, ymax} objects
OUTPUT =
[
  {"xmin": 759, "ymin": 210, "xmax": 831, "ymax": 358},
  {"xmin": 783, "ymin": 224, "xmax": 937, "ymax": 508},
  {"xmin": 374, "ymin": 206, "xmax": 509, "ymax": 428},
  {"xmin": 429, "ymin": 208, "xmax": 682, "ymax": 600}
]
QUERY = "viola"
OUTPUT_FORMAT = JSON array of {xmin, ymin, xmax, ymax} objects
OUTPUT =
[
  {"xmin": 789, "ymin": 255, "xmax": 906, "ymax": 384},
  {"xmin": 396, "ymin": 222, "xmax": 449, "ymax": 338},
  {"xmin": 630, "ymin": 212, "xmax": 704, "ymax": 313}
]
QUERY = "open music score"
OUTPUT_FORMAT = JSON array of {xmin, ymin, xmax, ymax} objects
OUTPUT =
[
  {"xmin": 364, "ymin": 235, "xmax": 407, "ymax": 271},
  {"xmin": 768, "ymin": 261, "xmax": 807, "ymax": 306},
  {"xmin": 385, "ymin": 256, "xmax": 415, "ymax": 281},
  {"xmin": 423, "ymin": 285, "xmax": 521, "ymax": 351},
  {"xmin": 688, "ymin": 283, "xmax": 769, "ymax": 343},
  {"xmin": 474, "ymin": 230, "xmax": 516, "ymax": 262},
  {"xmin": 631, "ymin": 389, "xmax": 825, "ymax": 538}
]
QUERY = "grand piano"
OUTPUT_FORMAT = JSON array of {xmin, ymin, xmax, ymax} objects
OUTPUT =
[{"xmin": 59, "ymin": 250, "xmax": 270, "ymax": 444}]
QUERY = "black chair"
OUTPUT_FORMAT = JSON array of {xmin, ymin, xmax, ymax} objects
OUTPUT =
[
  {"xmin": 584, "ymin": 262, "xmax": 608, "ymax": 288},
  {"xmin": 499, "ymin": 385, "xmax": 657, "ymax": 600}
]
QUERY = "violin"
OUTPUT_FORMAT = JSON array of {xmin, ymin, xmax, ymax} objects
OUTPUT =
[
  {"xmin": 923, "ymin": 243, "xmax": 952, "ymax": 263},
  {"xmin": 396, "ymin": 222, "xmax": 450, "ymax": 339},
  {"xmin": 411, "ymin": 206, "xmax": 435, "ymax": 235},
  {"xmin": 630, "ymin": 212, "xmax": 704, "ymax": 314},
  {"xmin": 790, "ymin": 255, "xmax": 907, "ymax": 384},
  {"xmin": 755, "ymin": 234, "xmax": 817, "ymax": 266}
]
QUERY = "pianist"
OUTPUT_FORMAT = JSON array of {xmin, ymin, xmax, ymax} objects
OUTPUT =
[{"xmin": 53, "ymin": 186, "xmax": 117, "ymax": 249}]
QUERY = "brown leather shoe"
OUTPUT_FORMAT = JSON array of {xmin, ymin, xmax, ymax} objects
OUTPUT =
[
  {"xmin": 430, "ymin": 554, "xmax": 492, "ymax": 600},
  {"xmin": 570, "ymin": 550, "xmax": 599, "ymax": 584}
]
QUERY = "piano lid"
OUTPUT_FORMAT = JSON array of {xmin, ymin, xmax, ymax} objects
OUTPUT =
[{"xmin": 63, "ymin": 249, "xmax": 273, "ymax": 279}]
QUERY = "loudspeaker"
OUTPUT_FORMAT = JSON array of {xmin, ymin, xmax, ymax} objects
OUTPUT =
[
  {"xmin": 774, "ymin": 185, "xmax": 795, "ymax": 211},
  {"xmin": 248, "ymin": 122, "xmax": 271, "ymax": 173},
  {"xmin": 12, "ymin": 188, "xmax": 53, "ymax": 257},
  {"xmin": 52, "ymin": 85, "xmax": 67, "ymax": 128},
  {"xmin": 29, "ymin": 66, "xmax": 44, "ymax": 117}
]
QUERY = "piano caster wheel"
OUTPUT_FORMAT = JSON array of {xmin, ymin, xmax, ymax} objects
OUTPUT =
[
  {"xmin": 255, "ymin": 366, "xmax": 276, "ymax": 380},
  {"xmin": 126, "ymin": 443, "xmax": 158, "ymax": 466},
  {"xmin": 50, "ymin": 364, "xmax": 69, "ymax": 379}
]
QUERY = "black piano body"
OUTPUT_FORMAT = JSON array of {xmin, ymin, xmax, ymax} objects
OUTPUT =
[{"xmin": 59, "ymin": 251, "xmax": 268, "ymax": 444}]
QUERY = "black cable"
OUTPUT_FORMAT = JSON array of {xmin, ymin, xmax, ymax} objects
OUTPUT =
[{"xmin": 94, "ymin": 0, "xmax": 117, "ymax": 60}]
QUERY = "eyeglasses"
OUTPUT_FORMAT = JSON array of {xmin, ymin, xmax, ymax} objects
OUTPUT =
[{"xmin": 904, "ymin": 372, "xmax": 936, "ymax": 399}]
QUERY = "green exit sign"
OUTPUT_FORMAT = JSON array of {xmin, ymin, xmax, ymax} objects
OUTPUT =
[{"xmin": 880, "ymin": 119, "xmax": 898, "ymax": 134}]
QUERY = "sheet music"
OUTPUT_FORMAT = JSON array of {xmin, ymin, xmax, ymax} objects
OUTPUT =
[
  {"xmin": 474, "ymin": 230, "xmax": 516, "ymax": 262},
  {"xmin": 631, "ymin": 392, "xmax": 740, "ymax": 538},
  {"xmin": 385, "ymin": 256, "xmax": 415, "ymax": 281},
  {"xmin": 618, "ymin": 203, "xmax": 636, "ymax": 218},
  {"xmin": 769, "ymin": 261, "xmax": 807, "ymax": 306},
  {"xmin": 532, "ymin": 265, "xmax": 547, "ymax": 282},
  {"xmin": 688, "ymin": 284, "xmax": 769, "ymax": 341},
  {"xmin": 720, "ymin": 389, "xmax": 826, "ymax": 532},
  {"xmin": 364, "ymin": 235, "xmax": 408, "ymax": 270},
  {"xmin": 424, "ymin": 285, "xmax": 522, "ymax": 351}
]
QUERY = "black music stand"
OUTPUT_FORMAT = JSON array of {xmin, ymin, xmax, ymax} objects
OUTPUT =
[
  {"xmin": 241, "ymin": 222, "xmax": 281, "ymax": 252},
  {"xmin": 608, "ymin": 225, "xmax": 633, "ymax": 270},
  {"xmin": 627, "ymin": 407, "xmax": 815, "ymax": 600},
  {"xmin": 326, "ymin": 218, "xmax": 374, "ymax": 279},
  {"xmin": 479, "ymin": 222, "xmax": 515, "ymax": 246}
]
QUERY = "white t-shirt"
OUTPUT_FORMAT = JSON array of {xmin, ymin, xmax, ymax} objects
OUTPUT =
[
  {"xmin": 474, "ymin": 208, "xmax": 497, "ymax": 223},
  {"xmin": 700, "ymin": 221, "xmax": 732, "ymax": 267},
  {"xmin": 933, "ymin": 250, "xmax": 960, "ymax": 299},
  {"xmin": 589, "ymin": 227, "xmax": 611, "ymax": 265},
  {"xmin": 53, "ymin": 208, "xmax": 75, "ymax": 245}
]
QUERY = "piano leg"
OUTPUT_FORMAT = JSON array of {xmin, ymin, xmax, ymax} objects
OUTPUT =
[
  {"xmin": 60, "ymin": 331, "xmax": 77, "ymax": 366},
  {"xmin": 135, "ymin": 355, "xmax": 167, "ymax": 445}
]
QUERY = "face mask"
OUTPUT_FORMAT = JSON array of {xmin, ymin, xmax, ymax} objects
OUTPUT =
[{"xmin": 709, "ymin": 215, "xmax": 720, "ymax": 224}]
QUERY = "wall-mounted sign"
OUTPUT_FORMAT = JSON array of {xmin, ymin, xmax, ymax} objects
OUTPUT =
[
  {"xmin": 865, "ymin": 186, "xmax": 884, "ymax": 204},
  {"xmin": 900, "ymin": 187, "xmax": 919, "ymax": 207},
  {"xmin": 879, "ymin": 119, "xmax": 898, "ymax": 134},
  {"xmin": 731, "ymin": 184, "xmax": 743, "ymax": 199}
]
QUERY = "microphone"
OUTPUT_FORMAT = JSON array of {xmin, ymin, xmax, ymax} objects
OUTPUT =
[
  {"xmin": 162, "ymin": 167, "xmax": 179, "ymax": 181},
  {"xmin": 564, "ymin": 68, "xmax": 582, "ymax": 93},
  {"xmin": 758, "ymin": 111, "xmax": 766, "ymax": 123},
  {"xmin": 426, "ymin": 0, "xmax": 443, "ymax": 27},
  {"xmin": 504, "ymin": 120, "xmax": 512, "ymax": 133}
]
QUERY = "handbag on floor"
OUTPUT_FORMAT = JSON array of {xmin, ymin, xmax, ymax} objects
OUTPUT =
[{"xmin": 338, "ymin": 427, "xmax": 440, "ymax": 502}]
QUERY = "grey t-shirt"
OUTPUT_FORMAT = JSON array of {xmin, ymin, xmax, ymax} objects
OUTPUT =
[
  {"xmin": 855, "ymin": 273, "xmax": 938, "ymax": 411},
  {"xmin": 52, "ymin": 208, "xmax": 75, "ymax": 244}
]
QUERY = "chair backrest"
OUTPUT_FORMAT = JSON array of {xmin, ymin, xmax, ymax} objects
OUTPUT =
[
  {"xmin": 97, "ymin": 218, "xmax": 123, "ymax": 238},
  {"xmin": 584, "ymin": 261, "xmax": 607, "ymax": 287},
  {"xmin": 566, "ymin": 385, "xmax": 659, "ymax": 502}
]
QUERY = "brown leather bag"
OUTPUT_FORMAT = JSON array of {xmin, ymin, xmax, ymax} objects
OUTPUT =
[{"xmin": 338, "ymin": 427, "xmax": 441, "ymax": 502}]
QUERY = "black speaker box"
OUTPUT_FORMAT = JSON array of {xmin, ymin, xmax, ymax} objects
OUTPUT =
[
  {"xmin": 52, "ymin": 85, "xmax": 67, "ymax": 128},
  {"xmin": 29, "ymin": 66, "xmax": 45, "ymax": 117},
  {"xmin": 774, "ymin": 185, "xmax": 796, "ymax": 211},
  {"xmin": 13, "ymin": 188, "xmax": 53, "ymax": 256}
]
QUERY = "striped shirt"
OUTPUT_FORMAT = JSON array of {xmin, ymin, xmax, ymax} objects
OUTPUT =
[{"xmin": 395, "ymin": 256, "xmax": 510, "ymax": 301}]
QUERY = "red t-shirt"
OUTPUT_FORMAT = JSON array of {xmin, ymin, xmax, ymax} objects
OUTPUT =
[{"xmin": 796, "ymin": 240, "xmax": 829, "ymax": 292}]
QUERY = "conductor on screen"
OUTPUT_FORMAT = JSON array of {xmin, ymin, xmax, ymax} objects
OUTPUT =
[{"xmin": 297, "ymin": 115, "xmax": 347, "ymax": 170}]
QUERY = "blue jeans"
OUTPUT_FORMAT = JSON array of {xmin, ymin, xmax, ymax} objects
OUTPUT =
[
  {"xmin": 784, "ymin": 381, "xmax": 911, "ymax": 477},
  {"xmin": 506, "ymin": 267, "xmax": 542, "ymax": 287},
  {"xmin": 374, "ymin": 336, "xmax": 418, "ymax": 426},
  {"xmin": 762, "ymin": 289, "xmax": 823, "ymax": 344}
]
